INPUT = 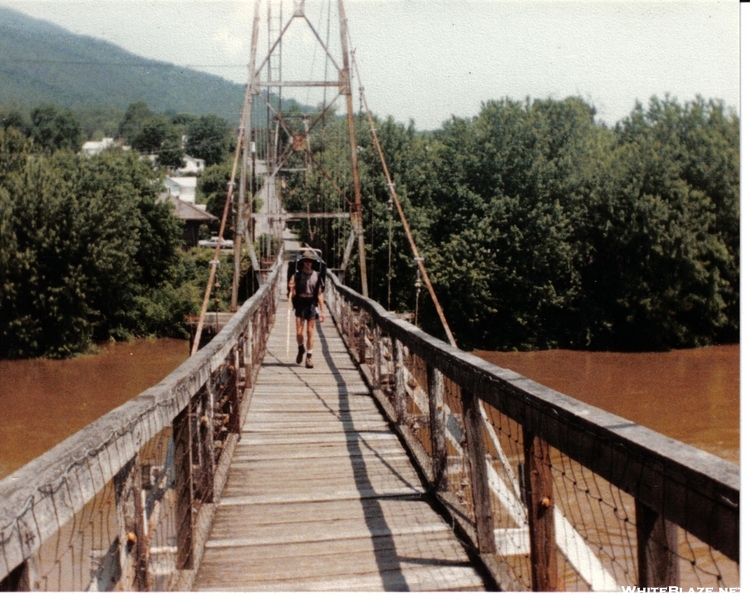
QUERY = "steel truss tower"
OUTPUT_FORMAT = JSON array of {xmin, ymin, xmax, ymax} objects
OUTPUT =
[{"xmin": 232, "ymin": 0, "xmax": 368, "ymax": 309}]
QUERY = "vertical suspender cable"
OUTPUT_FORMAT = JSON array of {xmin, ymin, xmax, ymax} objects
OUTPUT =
[
  {"xmin": 190, "ymin": 98, "xmax": 251, "ymax": 356},
  {"xmin": 337, "ymin": 0, "xmax": 368, "ymax": 297},
  {"xmin": 350, "ymin": 52, "xmax": 458, "ymax": 349},
  {"xmin": 387, "ymin": 197, "xmax": 393, "ymax": 311},
  {"xmin": 191, "ymin": 0, "xmax": 261, "ymax": 356}
]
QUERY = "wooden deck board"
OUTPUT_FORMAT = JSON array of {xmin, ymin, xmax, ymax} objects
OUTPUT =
[{"xmin": 192, "ymin": 300, "xmax": 486, "ymax": 592}]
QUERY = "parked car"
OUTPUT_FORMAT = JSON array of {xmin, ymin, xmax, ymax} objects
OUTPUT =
[{"xmin": 198, "ymin": 236, "xmax": 233, "ymax": 249}]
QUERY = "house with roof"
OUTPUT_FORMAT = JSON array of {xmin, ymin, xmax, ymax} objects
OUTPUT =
[
  {"xmin": 81, "ymin": 137, "xmax": 117, "ymax": 155},
  {"xmin": 163, "ymin": 176, "xmax": 198, "ymax": 205},
  {"xmin": 176, "ymin": 156, "xmax": 206, "ymax": 176},
  {"xmin": 166, "ymin": 196, "xmax": 218, "ymax": 247}
]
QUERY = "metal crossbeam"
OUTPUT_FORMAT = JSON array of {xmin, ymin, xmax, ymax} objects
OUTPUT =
[
  {"xmin": 256, "ymin": 212, "xmax": 350, "ymax": 219},
  {"xmin": 255, "ymin": 80, "xmax": 341, "ymax": 88}
]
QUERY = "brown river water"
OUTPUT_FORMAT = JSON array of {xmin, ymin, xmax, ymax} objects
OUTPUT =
[
  {"xmin": 0, "ymin": 341, "xmax": 738, "ymax": 481},
  {"xmin": 0, "ymin": 338, "xmax": 189, "ymax": 480},
  {"xmin": 475, "ymin": 344, "xmax": 739, "ymax": 465}
]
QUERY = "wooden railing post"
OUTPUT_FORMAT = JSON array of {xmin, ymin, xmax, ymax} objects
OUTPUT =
[
  {"xmin": 114, "ymin": 456, "xmax": 148, "ymax": 590},
  {"xmin": 636, "ymin": 502, "xmax": 679, "ymax": 588},
  {"xmin": 245, "ymin": 319, "xmax": 254, "ymax": 386},
  {"xmin": 357, "ymin": 314, "xmax": 367, "ymax": 364},
  {"xmin": 173, "ymin": 405, "xmax": 194, "ymax": 570},
  {"xmin": 428, "ymin": 366, "xmax": 448, "ymax": 491},
  {"xmin": 346, "ymin": 306, "xmax": 355, "ymax": 347},
  {"xmin": 392, "ymin": 336, "xmax": 406, "ymax": 423},
  {"xmin": 372, "ymin": 326, "xmax": 382, "ymax": 390},
  {"xmin": 199, "ymin": 385, "xmax": 216, "ymax": 503},
  {"xmin": 523, "ymin": 429, "xmax": 557, "ymax": 591},
  {"xmin": 461, "ymin": 389, "xmax": 496, "ymax": 554},
  {"xmin": 227, "ymin": 352, "xmax": 241, "ymax": 437}
]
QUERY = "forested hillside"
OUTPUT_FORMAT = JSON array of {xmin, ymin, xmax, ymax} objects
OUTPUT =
[
  {"xmin": 0, "ymin": 7, "xmax": 247, "ymax": 123},
  {"xmin": 285, "ymin": 95, "xmax": 739, "ymax": 352}
]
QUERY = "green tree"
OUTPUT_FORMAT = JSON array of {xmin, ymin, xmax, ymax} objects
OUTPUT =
[
  {"xmin": 29, "ymin": 104, "xmax": 82, "ymax": 152},
  {"xmin": 0, "ymin": 151, "xmax": 92, "ymax": 356},
  {"xmin": 159, "ymin": 127, "xmax": 185, "ymax": 170},
  {"xmin": 131, "ymin": 115, "xmax": 184, "ymax": 169},
  {"xmin": 131, "ymin": 115, "xmax": 169, "ymax": 154},
  {"xmin": 198, "ymin": 162, "xmax": 232, "ymax": 218},
  {"xmin": 0, "ymin": 138, "xmax": 186, "ymax": 358},
  {"xmin": 118, "ymin": 101, "xmax": 154, "ymax": 144},
  {"xmin": 579, "ymin": 96, "xmax": 739, "ymax": 349},
  {"xmin": 185, "ymin": 115, "xmax": 231, "ymax": 166},
  {"xmin": 1, "ymin": 109, "xmax": 27, "ymax": 133}
]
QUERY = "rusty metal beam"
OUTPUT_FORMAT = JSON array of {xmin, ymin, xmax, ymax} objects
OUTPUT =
[
  {"xmin": 260, "ymin": 212, "xmax": 350, "ymax": 219},
  {"xmin": 338, "ymin": 0, "xmax": 367, "ymax": 297},
  {"xmin": 256, "ymin": 80, "xmax": 340, "ymax": 88}
]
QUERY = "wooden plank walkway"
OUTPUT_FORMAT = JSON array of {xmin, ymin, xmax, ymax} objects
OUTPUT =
[{"xmin": 193, "ymin": 295, "xmax": 487, "ymax": 591}]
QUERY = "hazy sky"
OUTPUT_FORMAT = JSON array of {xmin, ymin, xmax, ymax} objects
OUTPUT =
[{"xmin": 0, "ymin": 0, "xmax": 741, "ymax": 131}]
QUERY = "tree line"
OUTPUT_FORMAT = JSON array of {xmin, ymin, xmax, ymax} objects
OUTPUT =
[
  {"xmin": 1, "ymin": 102, "xmax": 234, "ymax": 169},
  {"xmin": 285, "ymin": 95, "xmax": 739, "ymax": 351},
  {"xmin": 1, "ymin": 94, "xmax": 739, "ymax": 357},
  {"xmin": 0, "ymin": 105, "xmax": 240, "ymax": 359}
]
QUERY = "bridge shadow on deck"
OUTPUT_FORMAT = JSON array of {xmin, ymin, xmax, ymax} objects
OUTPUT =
[
  {"xmin": 194, "ymin": 302, "xmax": 486, "ymax": 591},
  {"xmin": 316, "ymin": 321, "xmax": 479, "ymax": 589},
  {"xmin": 317, "ymin": 322, "xmax": 409, "ymax": 590}
]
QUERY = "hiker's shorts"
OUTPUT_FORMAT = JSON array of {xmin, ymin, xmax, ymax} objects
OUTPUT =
[{"xmin": 293, "ymin": 297, "xmax": 319, "ymax": 321}]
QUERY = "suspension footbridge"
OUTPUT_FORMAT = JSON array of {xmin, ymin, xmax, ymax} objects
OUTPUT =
[{"xmin": 0, "ymin": 0, "xmax": 739, "ymax": 593}]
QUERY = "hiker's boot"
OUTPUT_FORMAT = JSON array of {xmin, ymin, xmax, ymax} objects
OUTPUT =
[
  {"xmin": 296, "ymin": 344, "xmax": 305, "ymax": 364},
  {"xmin": 305, "ymin": 354, "xmax": 314, "ymax": 369}
]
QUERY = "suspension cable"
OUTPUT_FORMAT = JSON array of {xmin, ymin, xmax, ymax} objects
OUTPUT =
[
  {"xmin": 387, "ymin": 196, "xmax": 393, "ymax": 311},
  {"xmin": 191, "ymin": 89, "xmax": 252, "ymax": 356},
  {"xmin": 350, "ymin": 51, "xmax": 457, "ymax": 348}
]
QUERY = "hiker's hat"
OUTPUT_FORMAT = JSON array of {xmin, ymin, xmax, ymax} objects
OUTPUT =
[{"xmin": 298, "ymin": 249, "xmax": 317, "ymax": 264}]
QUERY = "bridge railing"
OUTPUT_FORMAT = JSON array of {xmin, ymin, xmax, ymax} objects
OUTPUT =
[
  {"xmin": 326, "ymin": 273, "xmax": 739, "ymax": 592},
  {"xmin": 0, "ymin": 251, "xmax": 285, "ymax": 592}
]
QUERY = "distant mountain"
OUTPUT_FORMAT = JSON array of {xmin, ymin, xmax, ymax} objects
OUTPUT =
[{"xmin": 0, "ymin": 7, "xmax": 248, "ymax": 123}]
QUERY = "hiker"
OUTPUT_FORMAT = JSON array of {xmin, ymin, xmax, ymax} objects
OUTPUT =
[{"xmin": 289, "ymin": 249, "xmax": 326, "ymax": 368}]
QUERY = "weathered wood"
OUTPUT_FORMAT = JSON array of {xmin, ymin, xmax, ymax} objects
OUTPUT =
[
  {"xmin": 173, "ymin": 406, "xmax": 194, "ymax": 570},
  {"xmin": 227, "ymin": 352, "xmax": 241, "ymax": 437},
  {"xmin": 636, "ymin": 501, "xmax": 679, "ymax": 588},
  {"xmin": 199, "ymin": 386, "xmax": 215, "ymax": 504},
  {"xmin": 391, "ymin": 336, "xmax": 406, "ymax": 423},
  {"xmin": 0, "ymin": 253, "xmax": 286, "ymax": 584},
  {"xmin": 427, "ymin": 366, "xmax": 448, "ymax": 492},
  {"xmin": 522, "ymin": 430, "xmax": 557, "ymax": 591},
  {"xmin": 347, "ymin": 305, "xmax": 355, "ymax": 348},
  {"xmin": 357, "ymin": 315, "xmax": 367, "ymax": 364},
  {"xmin": 114, "ymin": 456, "xmax": 148, "ymax": 591},
  {"xmin": 193, "ymin": 307, "xmax": 486, "ymax": 592},
  {"xmin": 460, "ymin": 389, "xmax": 496, "ymax": 555},
  {"xmin": 326, "ymin": 272, "xmax": 739, "ymax": 562},
  {"xmin": 372, "ymin": 326, "xmax": 382, "ymax": 390}
]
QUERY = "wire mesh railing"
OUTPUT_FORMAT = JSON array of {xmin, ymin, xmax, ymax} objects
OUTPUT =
[
  {"xmin": 0, "ymin": 251, "xmax": 285, "ymax": 592},
  {"xmin": 326, "ymin": 272, "xmax": 740, "ymax": 592}
]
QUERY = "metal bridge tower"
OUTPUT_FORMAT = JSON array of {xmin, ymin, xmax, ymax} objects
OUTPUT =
[{"xmin": 231, "ymin": 0, "xmax": 368, "ymax": 309}]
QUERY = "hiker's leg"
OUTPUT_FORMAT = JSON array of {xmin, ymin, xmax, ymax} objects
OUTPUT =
[
  {"xmin": 304, "ymin": 317, "xmax": 316, "ymax": 368},
  {"xmin": 295, "ymin": 316, "xmax": 306, "ymax": 364},
  {"xmin": 306, "ymin": 318, "xmax": 316, "ymax": 351}
]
